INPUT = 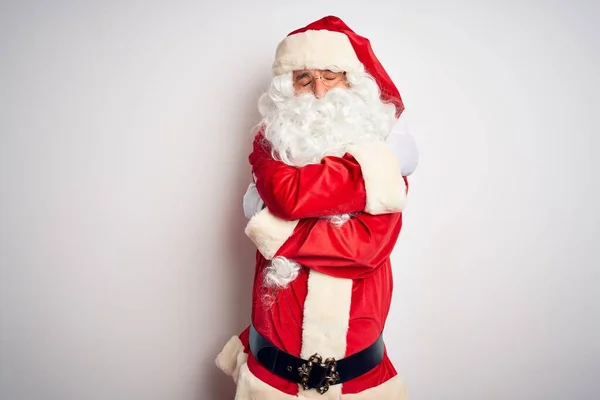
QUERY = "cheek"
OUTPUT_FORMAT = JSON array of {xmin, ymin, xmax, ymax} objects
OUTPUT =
[{"xmin": 294, "ymin": 85, "xmax": 314, "ymax": 95}]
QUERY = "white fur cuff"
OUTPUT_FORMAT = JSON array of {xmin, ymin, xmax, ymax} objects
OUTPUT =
[
  {"xmin": 346, "ymin": 141, "xmax": 407, "ymax": 215},
  {"xmin": 215, "ymin": 335, "xmax": 248, "ymax": 383},
  {"xmin": 245, "ymin": 208, "xmax": 299, "ymax": 260}
]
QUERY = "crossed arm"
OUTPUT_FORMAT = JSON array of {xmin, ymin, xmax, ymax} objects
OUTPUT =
[
  {"xmin": 274, "ymin": 210, "xmax": 403, "ymax": 279},
  {"xmin": 248, "ymin": 133, "xmax": 408, "ymax": 221}
]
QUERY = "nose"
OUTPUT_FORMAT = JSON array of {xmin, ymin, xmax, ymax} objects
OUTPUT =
[{"xmin": 313, "ymin": 79, "xmax": 328, "ymax": 99}]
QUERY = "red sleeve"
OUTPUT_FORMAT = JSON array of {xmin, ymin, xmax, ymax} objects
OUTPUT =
[
  {"xmin": 274, "ymin": 211, "xmax": 404, "ymax": 280},
  {"xmin": 249, "ymin": 134, "xmax": 367, "ymax": 220}
]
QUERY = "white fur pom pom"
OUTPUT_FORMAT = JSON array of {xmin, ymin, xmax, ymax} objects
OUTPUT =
[{"xmin": 263, "ymin": 256, "xmax": 302, "ymax": 289}]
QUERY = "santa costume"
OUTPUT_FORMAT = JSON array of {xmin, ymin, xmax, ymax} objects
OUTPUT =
[{"xmin": 216, "ymin": 15, "xmax": 416, "ymax": 399}]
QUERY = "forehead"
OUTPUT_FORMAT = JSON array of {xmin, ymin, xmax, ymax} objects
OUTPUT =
[{"xmin": 293, "ymin": 69, "xmax": 343, "ymax": 76}]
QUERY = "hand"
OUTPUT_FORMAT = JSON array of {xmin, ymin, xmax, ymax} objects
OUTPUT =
[
  {"xmin": 386, "ymin": 111, "xmax": 419, "ymax": 176},
  {"xmin": 243, "ymin": 182, "xmax": 265, "ymax": 219}
]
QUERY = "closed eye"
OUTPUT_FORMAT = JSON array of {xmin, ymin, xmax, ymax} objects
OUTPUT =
[{"xmin": 295, "ymin": 73, "xmax": 313, "ymax": 86}]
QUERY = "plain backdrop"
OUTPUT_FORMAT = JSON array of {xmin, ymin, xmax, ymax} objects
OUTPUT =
[{"xmin": 1, "ymin": 1, "xmax": 598, "ymax": 399}]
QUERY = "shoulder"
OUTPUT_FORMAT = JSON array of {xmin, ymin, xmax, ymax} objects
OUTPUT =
[{"xmin": 249, "ymin": 126, "xmax": 274, "ymax": 165}]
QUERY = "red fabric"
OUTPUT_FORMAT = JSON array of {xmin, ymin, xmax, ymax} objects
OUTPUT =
[
  {"xmin": 287, "ymin": 15, "xmax": 405, "ymax": 118},
  {"xmin": 249, "ymin": 134, "xmax": 368, "ymax": 220}
]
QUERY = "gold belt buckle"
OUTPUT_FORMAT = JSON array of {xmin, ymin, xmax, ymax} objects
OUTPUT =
[{"xmin": 298, "ymin": 353, "xmax": 341, "ymax": 394}]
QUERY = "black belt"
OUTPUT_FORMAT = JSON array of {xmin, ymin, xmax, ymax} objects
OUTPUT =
[{"xmin": 249, "ymin": 324, "xmax": 384, "ymax": 395}]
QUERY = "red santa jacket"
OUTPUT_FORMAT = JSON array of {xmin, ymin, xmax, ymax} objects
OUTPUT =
[{"xmin": 216, "ymin": 134, "xmax": 410, "ymax": 399}]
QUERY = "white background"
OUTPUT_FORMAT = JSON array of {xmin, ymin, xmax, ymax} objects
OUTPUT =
[{"xmin": 1, "ymin": 0, "xmax": 598, "ymax": 399}]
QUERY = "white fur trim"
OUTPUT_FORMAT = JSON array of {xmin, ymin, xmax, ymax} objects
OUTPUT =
[
  {"xmin": 245, "ymin": 208, "xmax": 299, "ymax": 260},
  {"xmin": 235, "ymin": 363, "xmax": 408, "ymax": 399},
  {"xmin": 215, "ymin": 335, "xmax": 248, "ymax": 383},
  {"xmin": 273, "ymin": 30, "xmax": 363, "ymax": 75},
  {"xmin": 346, "ymin": 141, "xmax": 407, "ymax": 215},
  {"xmin": 236, "ymin": 363, "xmax": 297, "ymax": 399},
  {"xmin": 297, "ymin": 271, "xmax": 353, "ymax": 399}
]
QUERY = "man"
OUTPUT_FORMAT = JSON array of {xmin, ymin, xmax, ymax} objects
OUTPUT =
[{"xmin": 216, "ymin": 15, "xmax": 418, "ymax": 399}]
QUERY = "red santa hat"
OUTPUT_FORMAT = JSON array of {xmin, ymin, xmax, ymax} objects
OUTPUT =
[{"xmin": 272, "ymin": 15, "xmax": 405, "ymax": 117}]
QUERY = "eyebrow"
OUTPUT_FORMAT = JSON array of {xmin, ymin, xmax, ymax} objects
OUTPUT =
[{"xmin": 295, "ymin": 72, "xmax": 311, "ymax": 80}]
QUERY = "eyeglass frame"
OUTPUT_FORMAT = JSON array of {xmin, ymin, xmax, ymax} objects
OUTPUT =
[{"xmin": 292, "ymin": 70, "xmax": 348, "ymax": 90}]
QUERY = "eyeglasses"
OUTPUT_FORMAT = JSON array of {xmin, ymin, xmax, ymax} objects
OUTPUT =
[{"xmin": 293, "ymin": 71, "xmax": 347, "ymax": 88}]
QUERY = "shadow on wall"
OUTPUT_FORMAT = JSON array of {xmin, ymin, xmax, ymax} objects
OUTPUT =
[{"xmin": 201, "ymin": 70, "xmax": 271, "ymax": 400}]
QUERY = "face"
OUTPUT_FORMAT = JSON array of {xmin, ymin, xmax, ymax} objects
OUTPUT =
[{"xmin": 292, "ymin": 69, "xmax": 349, "ymax": 98}]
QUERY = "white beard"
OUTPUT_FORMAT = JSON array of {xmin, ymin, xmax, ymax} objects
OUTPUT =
[
  {"xmin": 258, "ymin": 72, "xmax": 397, "ymax": 167},
  {"xmin": 256, "ymin": 71, "xmax": 397, "ymax": 292}
]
